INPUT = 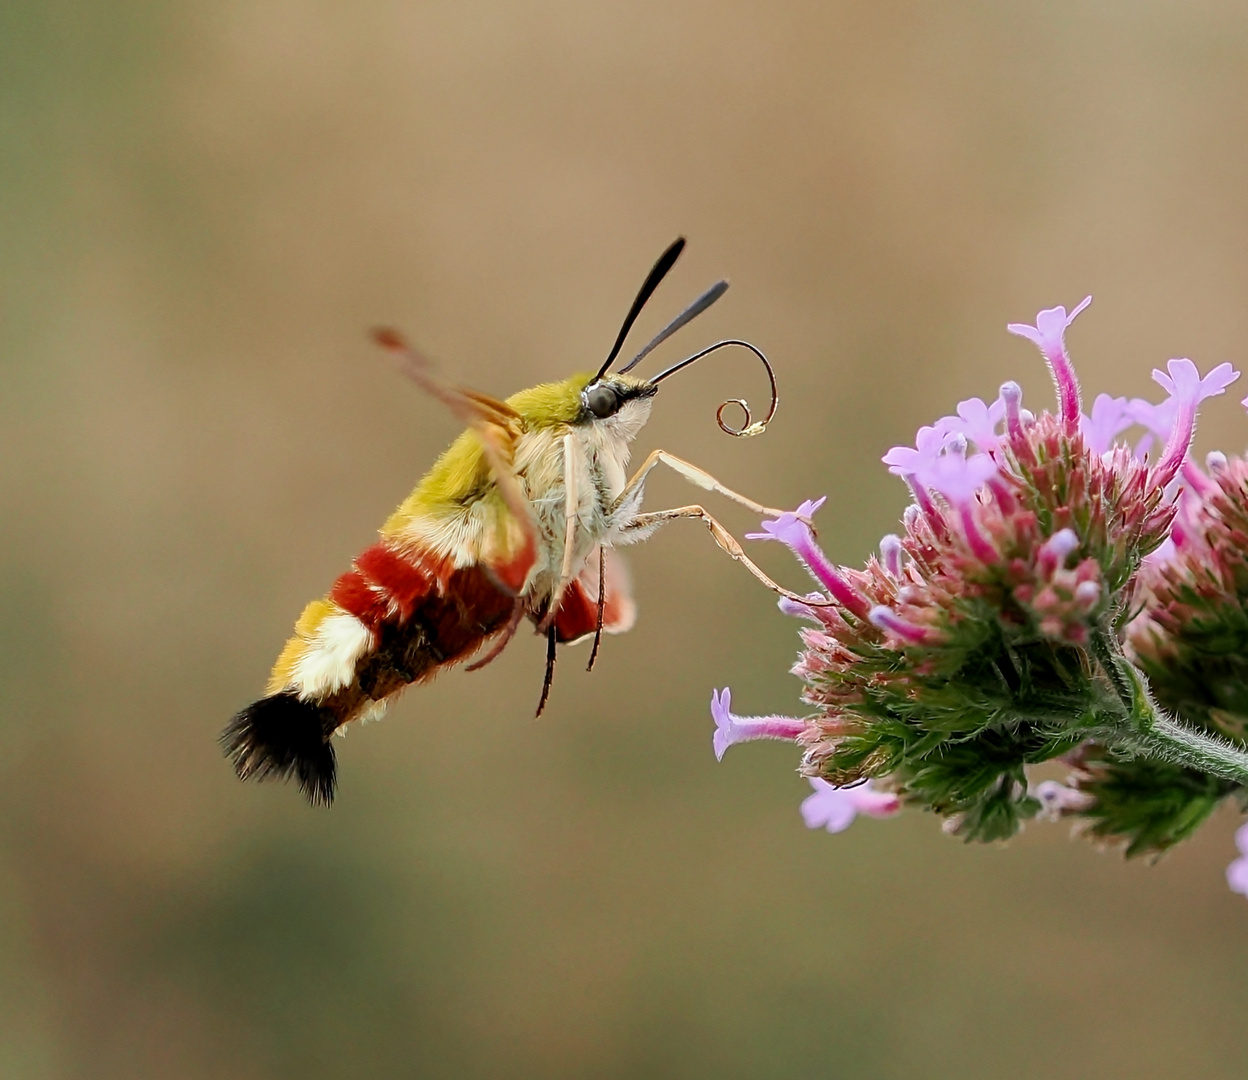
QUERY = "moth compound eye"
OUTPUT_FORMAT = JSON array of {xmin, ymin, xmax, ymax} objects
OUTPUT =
[{"xmin": 584, "ymin": 383, "xmax": 621, "ymax": 419}]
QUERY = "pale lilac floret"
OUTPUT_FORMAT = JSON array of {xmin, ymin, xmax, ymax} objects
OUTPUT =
[
  {"xmin": 1081, "ymin": 394, "xmax": 1134, "ymax": 455},
  {"xmin": 1181, "ymin": 459, "xmax": 1218, "ymax": 498},
  {"xmin": 914, "ymin": 450, "xmax": 998, "ymax": 507},
  {"xmin": 1128, "ymin": 397, "xmax": 1176, "ymax": 442},
  {"xmin": 1153, "ymin": 358, "xmax": 1239, "ymax": 403},
  {"xmin": 941, "ymin": 396, "xmax": 1007, "ymax": 454},
  {"xmin": 1227, "ymin": 821, "xmax": 1248, "ymax": 898},
  {"xmin": 868, "ymin": 605, "xmax": 928, "ymax": 644},
  {"xmin": 1000, "ymin": 381, "xmax": 1025, "ymax": 440},
  {"xmin": 1037, "ymin": 528, "xmax": 1080, "ymax": 575},
  {"xmin": 746, "ymin": 497, "xmax": 827, "ymax": 547},
  {"xmin": 1033, "ymin": 780, "xmax": 1093, "ymax": 822},
  {"xmin": 985, "ymin": 474, "xmax": 1017, "ymax": 515},
  {"xmin": 1074, "ymin": 580, "xmax": 1100, "ymax": 608},
  {"xmin": 710, "ymin": 688, "xmax": 806, "ymax": 761},
  {"xmin": 909, "ymin": 448, "xmax": 999, "ymax": 562},
  {"xmin": 879, "ymin": 534, "xmax": 903, "ymax": 577},
  {"xmin": 800, "ymin": 777, "xmax": 900, "ymax": 833},
  {"xmin": 882, "ymin": 425, "xmax": 952, "ymax": 477},
  {"xmin": 1143, "ymin": 535, "xmax": 1178, "ymax": 568},
  {"xmin": 1007, "ymin": 296, "xmax": 1092, "ymax": 432},
  {"xmin": 1169, "ymin": 484, "xmax": 1207, "ymax": 552},
  {"xmin": 1152, "ymin": 359, "xmax": 1240, "ymax": 482},
  {"xmin": 778, "ymin": 594, "xmax": 822, "ymax": 622},
  {"xmin": 747, "ymin": 499, "xmax": 869, "ymax": 618}
]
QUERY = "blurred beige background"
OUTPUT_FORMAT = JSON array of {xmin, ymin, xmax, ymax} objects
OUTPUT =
[{"xmin": 4, "ymin": 1, "xmax": 1248, "ymax": 1077}]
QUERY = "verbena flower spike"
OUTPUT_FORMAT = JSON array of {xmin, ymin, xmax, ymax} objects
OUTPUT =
[{"xmin": 712, "ymin": 298, "xmax": 1248, "ymax": 896}]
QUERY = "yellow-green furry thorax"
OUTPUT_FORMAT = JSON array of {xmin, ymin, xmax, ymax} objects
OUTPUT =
[
  {"xmin": 506, "ymin": 370, "xmax": 656, "ymax": 428},
  {"xmin": 382, "ymin": 371, "xmax": 654, "ymax": 531},
  {"xmin": 384, "ymin": 428, "xmax": 492, "ymax": 529},
  {"xmin": 394, "ymin": 374, "xmax": 591, "ymax": 522},
  {"xmin": 506, "ymin": 372, "xmax": 594, "ymax": 427}
]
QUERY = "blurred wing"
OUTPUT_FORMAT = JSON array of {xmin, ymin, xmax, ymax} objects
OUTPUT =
[
  {"xmin": 552, "ymin": 546, "xmax": 637, "ymax": 644},
  {"xmin": 375, "ymin": 329, "xmax": 538, "ymax": 594}
]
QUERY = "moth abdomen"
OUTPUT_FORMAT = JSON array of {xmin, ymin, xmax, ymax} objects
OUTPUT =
[
  {"xmin": 221, "ymin": 691, "xmax": 339, "ymax": 807},
  {"xmin": 350, "ymin": 566, "xmax": 516, "ymax": 700},
  {"xmin": 225, "ymin": 561, "xmax": 519, "ymax": 804}
]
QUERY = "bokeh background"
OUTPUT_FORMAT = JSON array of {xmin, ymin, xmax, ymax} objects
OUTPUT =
[{"xmin": 5, "ymin": 2, "xmax": 1248, "ymax": 1077}]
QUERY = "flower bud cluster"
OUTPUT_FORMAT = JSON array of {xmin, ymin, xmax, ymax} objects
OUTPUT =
[
  {"xmin": 713, "ymin": 299, "xmax": 1248, "ymax": 874},
  {"xmin": 1130, "ymin": 452, "xmax": 1248, "ymax": 715},
  {"xmin": 1046, "ymin": 453, "xmax": 1248, "ymax": 856}
]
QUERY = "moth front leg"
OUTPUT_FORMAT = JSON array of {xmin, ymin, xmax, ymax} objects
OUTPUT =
[
  {"xmin": 612, "ymin": 448, "xmax": 793, "ymax": 523},
  {"xmin": 622, "ymin": 505, "xmax": 835, "ymax": 607},
  {"xmin": 537, "ymin": 432, "xmax": 582, "ymax": 633}
]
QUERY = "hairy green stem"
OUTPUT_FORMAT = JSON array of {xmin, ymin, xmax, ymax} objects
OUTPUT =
[
  {"xmin": 1130, "ymin": 715, "xmax": 1248, "ymax": 785},
  {"xmin": 1091, "ymin": 629, "xmax": 1248, "ymax": 787},
  {"xmin": 1088, "ymin": 625, "xmax": 1133, "ymax": 712}
]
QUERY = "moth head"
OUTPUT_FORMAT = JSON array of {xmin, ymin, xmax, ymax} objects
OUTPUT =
[
  {"xmin": 577, "ymin": 237, "xmax": 778, "ymax": 440},
  {"xmin": 576, "ymin": 373, "xmax": 657, "ymax": 444}
]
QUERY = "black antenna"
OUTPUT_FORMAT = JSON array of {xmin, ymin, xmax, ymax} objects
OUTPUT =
[
  {"xmin": 595, "ymin": 237, "xmax": 686, "ymax": 381},
  {"xmin": 618, "ymin": 280, "xmax": 729, "ymax": 374}
]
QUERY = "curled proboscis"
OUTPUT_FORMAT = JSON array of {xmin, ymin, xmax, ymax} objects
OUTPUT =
[{"xmin": 650, "ymin": 338, "xmax": 778, "ymax": 438}]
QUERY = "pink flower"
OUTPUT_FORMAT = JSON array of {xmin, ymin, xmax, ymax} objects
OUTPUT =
[
  {"xmin": 1227, "ymin": 821, "xmax": 1248, "ymax": 898},
  {"xmin": 1081, "ymin": 394, "xmax": 1134, "ymax": 455},
  {"xmin": 939, "ymin": 395, "xmax": 1007, "ymax": 454},
  {"xmin": 1007, "ymin": 297, "xmax": 1092, "ymax": 432},
  {"xmin": 1000, "ymin": 381, "xmax": 1026, "ymax": 440},
  {"xmin": 747, "ymin": 500, "xmax": 870, "ymax": 618},
  {"xmin": 1152, "ymin": 359, "xmax": 1240, "ymax": 483},
  {"xmin": 1153, "ymin": 358, "xmax": 1239, "ymax": 404},
  {"xmin": 777, "ymin": 593, "xmax": 824, "ymax": 621},
  {"xmin": 710, "ymin": 688, "xmax": 806, "ymax": 761},
  {"xmin": 1033, "ymin": 780, "xmax": 1093, "ymax": 822},
  {"xmin": 878, "ymin": 534, "xmax": 903, "ymax": 577},
  {"xmin": 800, "ymin": 778, "xmax": 900, "ymax": 833},
  {"xmin": 883, "ymin": 425, "xmax": 953, "ymax": 476},
  {"xmin": 1169, "ymin": 483, "xmax": 1207, "ymax": 553},
  {"xmin": 1036, "ymin": 528, "xmax": 1080, "ymax": 576},
  {"xmin": 747, "ymin": 497, "xmax": 827, "ymax": 548},
  {"xmin": 1129, "ymin": 396, "xmax": 1177, "ymax": 442},
  {"xmin": 909, "ymin": 448, "xmax": 999, "ymax": 562},
  {"xmin": 914, "ymin": 450, "xmax": 998, "ymax": 507},
  {"xmin": 868, "ymin": 605, "xmax": 929, "ymax": 645}
]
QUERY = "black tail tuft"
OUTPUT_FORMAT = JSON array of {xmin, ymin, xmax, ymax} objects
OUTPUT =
[{"xmin": 221, "ymin": 691, "xmax": 338, "ymax": 806}]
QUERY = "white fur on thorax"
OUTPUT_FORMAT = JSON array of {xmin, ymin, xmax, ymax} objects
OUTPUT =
[{"xmin": 517, "ymin": 397, "xmax": 653, "ymax": 600}]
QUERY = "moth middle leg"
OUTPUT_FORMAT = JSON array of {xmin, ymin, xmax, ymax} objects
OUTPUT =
[{"xmin": 622, "ymin": 505, "xmax": 836, "ymax": 607}]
